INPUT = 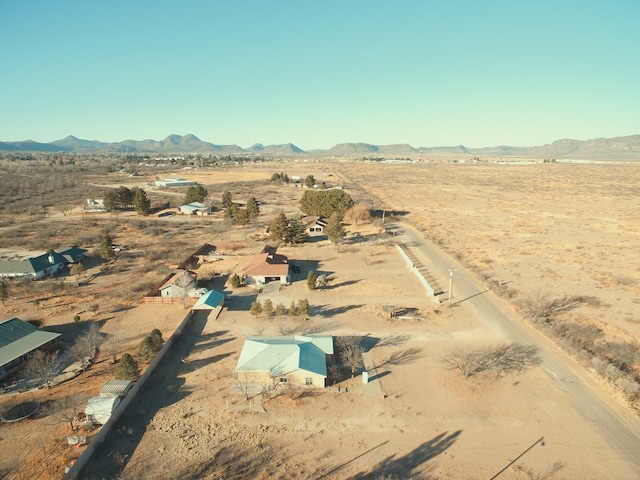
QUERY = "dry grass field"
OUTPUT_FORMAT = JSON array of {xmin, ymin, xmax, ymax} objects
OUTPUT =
[{"xmin": 1, "ymin": 158, "xmax": 639, "ymax": 479}]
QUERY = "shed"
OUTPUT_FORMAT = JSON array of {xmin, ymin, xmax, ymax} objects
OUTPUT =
[
  {"xmin": 85, "ymin": 396, "xmax": 121, "ymax": 425},
  {"xmin": 192, "ymin": 289, "xmax": 225, "ymax": 310},
  {"xmin": 98, "ymin": 379, "xmax": 133, "ymax": 398}
]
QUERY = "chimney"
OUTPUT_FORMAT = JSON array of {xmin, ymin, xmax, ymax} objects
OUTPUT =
[{"xmin": 48, "ymin": 253, "xmax": 55, "ymax": 265}]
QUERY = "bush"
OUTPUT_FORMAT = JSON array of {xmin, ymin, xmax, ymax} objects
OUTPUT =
[
  {"xmin": 229, "ymin": 273, "xmax": 241, "ymax": 288},
  {"xmin": 139, "ymin": 328, "xmax": 164, "ymax": 361},
  {"xmin": 115, "ymin": 353, "xmax": 140, "ymax": 380}
]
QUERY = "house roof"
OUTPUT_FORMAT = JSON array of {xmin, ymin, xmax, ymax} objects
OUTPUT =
[
  {"xmin": 0, "ymin": 318, "xmax": 61, "ymax": 368},
  {"xmin": 192, "ymin": 289, "xmax": 225, "ymax": 310},
  {"xmin": 57, "ymin": 246, "xmax": 88, "ymax": 263},
  {"xmin": 241, "ymin": 253, "xmax": 289, "ymax": 278},
  {"xmin": 235, "ymin": 335, "xmax": 333, "ymax": 378},
  {"xmin": 182, "ymin": 202, "xmax": 206, "ymax": 209},
  {"xmin": 301, "ymin": 215, "xmax": 328, "ymax": 228},
  {"xmin": 159, "ymin": 270, "xmax": 195, "ymax": 290},
  {"xmin": 0, "ymin": 250, "xmax": 69, "ymax": 277}
]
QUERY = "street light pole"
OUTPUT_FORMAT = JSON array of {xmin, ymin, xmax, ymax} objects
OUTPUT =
[{"xmin": 448, "ymin": 269, "xmax": 457, "ymax": 304}]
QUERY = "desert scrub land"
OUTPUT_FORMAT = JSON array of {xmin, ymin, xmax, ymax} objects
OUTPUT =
[{"xmin": 1, "ymin": 156, "xmax": 640, "ymax": 479}]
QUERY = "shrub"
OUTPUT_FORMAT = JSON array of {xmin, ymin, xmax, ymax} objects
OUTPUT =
[
  {"xmin": 116, "ymin": 353, "xmax": 140, "ymax": 380},
  {"xmin": 139, "ymin": 329, "xmax": 164, "ymax": 361}
]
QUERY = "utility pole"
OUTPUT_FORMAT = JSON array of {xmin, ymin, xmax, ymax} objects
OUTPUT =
[{"xmin": 448, "ymin": 269, "xmax": 457, "ymax": 304}]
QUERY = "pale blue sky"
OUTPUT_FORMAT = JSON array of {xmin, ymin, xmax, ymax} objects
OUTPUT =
[{"xmin": 1, "ymin": 1, "xmax": 638, "ymax": 150}]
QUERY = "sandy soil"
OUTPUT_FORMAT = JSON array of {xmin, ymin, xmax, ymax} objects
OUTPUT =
[
  {"xmin": 80, "ymin": 231, "xmax": 638, "ymax": 479},
  {"xmin": 1, "ymin": 160, "xmax": 639, "ymax": 479}
]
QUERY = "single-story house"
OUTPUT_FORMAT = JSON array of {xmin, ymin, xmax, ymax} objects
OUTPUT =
[
  {"xmin": 301, "ymin": 215, "xmax": 328, "ymax": 235},
  {"xmin": 155, "ymin": 178, "xmax": 197, "ymax": 187},
  {"xmin": 159, "ymin": 270, "xmax": 197, "ymax": 297},
  {"xmin": 241, "ymin": 253, "xmax": 291, "ymax": 286},
  {"xmin": 0, "ymin": 317, "xmax": 61, "ymax": 381},
  {"xmin": 0, "ymin": 250, "xmax": 68, "ymax": 279},
  {"xmin": 192, "ymin": 289, "xmax": 225, "ymax": 310},
  {"xmin": 235, "ymin": 335, "xmax": 334, "ymax": 388},
  {"xmin": 179, "ymin": 202, "xmax": 211, "ymax": 215}
]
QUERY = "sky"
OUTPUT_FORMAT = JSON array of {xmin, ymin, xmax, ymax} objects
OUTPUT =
[{"xmin": 1, "ymin": 1, "xmax": 639, "ymax": 150}]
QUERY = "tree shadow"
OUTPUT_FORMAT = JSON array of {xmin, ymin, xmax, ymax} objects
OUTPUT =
[
  {"xmin": 77, "ymin": 313, "xmax": 232, "ymax": 479},
  {"xmin": 322, "ymin": 279, "xmax": 361, "ymax": 290},
  {"xmin": 377, "ymin": 347, "xmax": 424, "ymax": 368},
  {"xmin": 292, "ymin": 319, "xmax": 343, "ymax": 335},
  {"xmin": 313, "ymin": 304, "xmax": 364, "ymax": 317},
  {"xmin": 350, "ymin": 430, "xmax": 462, "ymax": 479}
]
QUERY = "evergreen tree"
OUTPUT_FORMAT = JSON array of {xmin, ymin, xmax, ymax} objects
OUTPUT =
[
  {"xmin": 304, "ymin": 175, "xmax": 316, "ymax": 188},
  {"xmin": 275, "ymin": 303, "xmax": 287, "ymax": 317},
  {"xmin": 263, "ymin": 299, "xmax": 274, "ymax": 317},
  {"xmin": 287, "ymin": 219, "xmax": 309, "ymax": 244},
  {"xmin": 185, "ymin": 185, "xmax": 208, "ymax": 203},
  {"xmin": 306, "ymin": 271, "xmax": 317, "ymax": 290},
  {"xmin": 229, "ymin": 273, "xmax": 241, "ymax": 288},
  {"xmin": 133, "ymin": 187, "xmax": 151, "ymax": 215},
  {"xmin": 115, "ymin": 353, "xmax": 140, "ymax": 380},
  {"xmin": 246, "ymin": 197, "xmax": 260, "ymax": 219},
  {"xmin": 326, "ymin": 211, "xmax": 346, "ymax": 244},
  {"xmin": 297, "ymin": 298, "xmax": 310, "ymax": 316},
  {"xmin": 269, "ymin": 212, "xmax": 288, "ymax": 242},
  {"xmin": 250, "ymin": 300, "xmax": 263, "ymax": 317},
  {"xmin": 222, "ymin": 191, "xmax": 233, "ymax": 209},
  {"xmin": 289, "ymin": 300, "xmax": 297, "ymax": 316},
  {"xmin": 99, "ymin": 232, "xmax": 114, "ymax": 260}
]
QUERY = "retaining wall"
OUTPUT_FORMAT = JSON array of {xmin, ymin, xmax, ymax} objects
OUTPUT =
[{"xmin": 395, "ymin": 243, "xmax": 440, "ymax": 303}]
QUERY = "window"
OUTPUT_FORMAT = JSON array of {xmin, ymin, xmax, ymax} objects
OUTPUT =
[
  {"xmin": 305, "ymin": 377, "xmax": 313, "ymax": 386},
  {"xmin": 279, "ymin": 377, "xmax": 288, "ymax": 383}
]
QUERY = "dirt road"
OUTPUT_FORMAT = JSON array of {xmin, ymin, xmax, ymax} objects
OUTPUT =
[{"xmin": 397, "ymin": 221, "xmax": 640, "ymax": 473}]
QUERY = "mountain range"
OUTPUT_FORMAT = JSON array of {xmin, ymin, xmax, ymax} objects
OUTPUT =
[{"xmin": 1, "ymin": 133, "xmax": 639, "ymax": 159}]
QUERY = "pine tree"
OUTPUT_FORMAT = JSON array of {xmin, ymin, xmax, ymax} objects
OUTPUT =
[
  {"xmin": 185, "ymin": 185, "xmax": 208, "ymax": 203},
  {"xmin": 287, "ymin": 219, "xmax": 309, "ymax": 244},
  {"xmin": 133, "ymin": 187, "xmax": 151, "ymax": 215},
  {"xmin": 297, "ymin": 298, "xmax": 310, "ymax": 316},
  {"xmin": 269, "ymin": 212, "xmax": 288, "ymax": 242},
  {"xmin": 99, "ymin": 232, "xmax": 114, "ymax": 260},
  {"xmin": 326, "ymin": 212, "xmax": 346, "ymax": 244},
  {"xmin": 250, "ymin": 300, "xmax": 263, "ymax": 317},
  {"xmin": 263, "ymin": 299, "xmax": 274, "ymax": 317},
  {"xmin": 115, "ymin": 353, "xmax": 140, "ymax": 380},
  {"xmin": 306, "ymin": 271, "xmax": 317, "ymax": 290},
  {"xmin": 222, "ymin": 191, "xmax": 233, "ymax": 209},
  {"xmin": 246, "ymin": 197, "xmax": 260, "ymax": 220}
]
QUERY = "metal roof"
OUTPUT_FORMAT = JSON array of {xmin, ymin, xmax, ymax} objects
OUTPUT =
[
  {"xmin": 0, "ymin": 318, "xmax": 61, "ymax": 368},
  {"xmin": 235, "ymin": 335, "xmax": 333, "ymax": 378},
  {"xmin": 192, "ymin": 289, "xmax": 225, "ymax": 310}
]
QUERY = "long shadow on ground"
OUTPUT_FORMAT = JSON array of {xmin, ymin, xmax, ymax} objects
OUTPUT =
[{"xmin": 78, "ymin": 312, "xmax": 234, "ymax": 480}]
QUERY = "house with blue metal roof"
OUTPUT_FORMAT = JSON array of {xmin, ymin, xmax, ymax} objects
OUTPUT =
[{"xmin": 235, "ymin": 335, "xmax": 334, "ymax": 388}]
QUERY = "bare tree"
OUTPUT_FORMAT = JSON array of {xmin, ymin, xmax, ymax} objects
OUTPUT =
[
  {"xmin": 442, "ymin": 343, "xmax": 541, "ymax": 380},
  {"xmin": 253, "ymin": 319, "xmax": 267, "ymax": 336},
  {"xmin": 103, "ymin": 331, "xmax": 125, "ymax": 363},
  {"xmin": 67, "ymin": 334, "xmax": 95, "ymax": 368},
  {"xmin": 340, "ymin": 345, "xmax": 365, "ymax": 377},
  {"xmin": 235, "ymin": 375, "xmax": 253, "ymax": 401},
  {"xmin": 42, "ymin": 391, "xmax": 89, "ymax": 432},
  {"xmin": 22, "ymin": 350, "xmax": 61, "ymax": 388}
]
